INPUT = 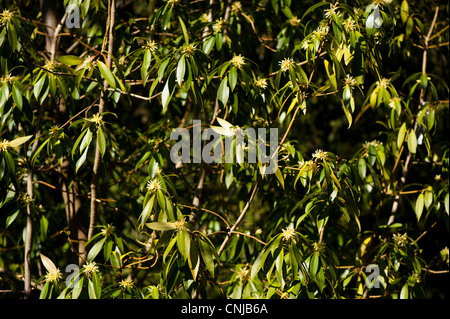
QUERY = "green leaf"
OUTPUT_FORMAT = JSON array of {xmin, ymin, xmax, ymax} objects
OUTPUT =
[
  {"xmin": 415, "ymin": 193, "xmax": 424, "ymax": 221},
  {"xmin": 176, "ymin": 55, "xmax": 186, "ymax": 87},
  {"xmin": 400, "ymin": 282, "xmax": 409, "ymax": 299},
  {"xmin": 358, "ymin": 158, "xmax": 367, "ymax": 179},
  {"xmin": 368, "ymin": 144, "xmax": 377, "ymax": 166},
  {"xmin": 275, "ymin": 167, "xmax": 285, "ymax": 189},
  {"xmin": 217, "ymin": 76, "xmax": 230, "ymax": 107},
  {"xmin": 310, "ymin": 252, "xmax": 319, "ymax": 278},
  {"xmin": 12, "ymin": 85, "xmax": 22, "ymax": 110},
  {"xmin": 34, "ymin": 75, "xmax": 47, "ymax": 101},
  {"xmin": 177, "ymin": 228, "xmax": 190, "ymax": 261},
  {"xmin": 407, "ymin": 129, "xmax": 417, "ymax": 154},
  {"xmin": 178, "ymin": 17, "xmax": 189, "ymax": 43},
  {"xmin": 203, "ymin": 36, "xmax": 215, "ymax": 54},
  {"xmin": 40, "ymin": 281, "xmax": 50, "ymax": 299},
  {"xmin": 92, "ymin": 272, "xmax": 102, "ymax": 299},
  {"xmin": 146, "ymin": 221, "xmax": 177, "ymax": 231},
  {"xmin": 445, "ymin": 193, "xmax": 449, "ymax": 215},
  {"xmin": 97, "ymin": 128, "xmax": 106, "ymax": 158},
  {"xmin": 72, "ymin": 277, "xmax": 84, "ymax": 299},
  {"xmin": 6, "ymin": 209, "xmax": 19, "ymax": 228},
  {"xmin": 141, "ymin": 195, "xmax": 156, "ymax": 226},
  {"xmin": 57, "ymin": 55, "xmax": 85, "ymax": 65},
  {"xmin": 162, "ymin": 71, "xmax": 175, "ymax": 113},
  {"xmin": 141, "ymin": 49, "xmax": 152, "ymax": 85},
  {"xmin": 397, "ymin": 122, "xmax": 407, "ymax": 150},
  {"xmin": 9, "ymin": 135, "xmax": 32, "ymax": 148},
  {"xmin": 401, "ymin": 0, "xmax": 409, "ymax": 24},
  {"xmin": 97, "ymin": 60, "xmax": 116, "ymax": 89},
  {"xmin": 424, "ymin": 190, "xmax": 433, "ymax": 209},
  {"xmin": 301, "ymin": 2, "xmax": 330, "ymax": 19},
  {"xmin": 229, "ymin": 67, "xmax": 237, "ymax": 92},
  {"xmin": 88, "ymin": 278, "xmax": 97, "ymax": 299},
  {"xmin": 198, "ymin": 239, "xmax": 215, "ymax": 277},
  {"xmin": 87, "ymin": 237, "xmax": 106, "ymax": 261}
]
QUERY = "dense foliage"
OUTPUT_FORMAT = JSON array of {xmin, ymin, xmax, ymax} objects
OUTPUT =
[{"xmin": 0, "ymin": 0, "xmax": 448, "ymax": 299}]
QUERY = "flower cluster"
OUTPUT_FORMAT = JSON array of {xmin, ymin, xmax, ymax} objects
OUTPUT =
[
  {"xmin": 281, "ymin": 227, "xmax": 296, "ymax": 242},
  {"xmin": 343, "ymin": 17, "xmax": 357, "ymax": 32},
  {"xmin": 235, "ymin": 267, "xmax": 249, "ymax": 280},
  {"xmin": 213, "ymin": 18, "xmax": 224, "ymax": 33},
  {"xmin": 393, "ymin": 233, "xmax": 408, "ymax": 247},
  {"xmin": 279, "ymin": 58, "xmax": 294, "ymax": 73},
  {"xmin": 376, "ymin": 78, "xmax": 390, "ymax": 89},
  {"xmin": 45, "ymin": 268, "xmax": 62, "ymax": 283},
  {"xmin": 344, "ymin": 74, "xmax": 356, "ymax": 87},
  {"xmin": 312, "ymin": 149, "xmax": 327, "ymax": 161},
  {"xmin": 0, "ymin": 9, "xmax": 13, "ymax": 26},
  {"xmin": 83, "ymin": 261, "xmax": 99, "ymax": 277},
  {"xmin": 174, "ymin": 219, "xmax": 186, "ymax": 230},
  {"xmin": 1, "ymin": 74, "xmax": 14, "ymax": 84},
  {"xmin": 389, "ymin": 97, "xmax": 403, "ymax": 109},
  {"xmin": 231, "ymin": 1, "xmax": 242, "ymax": 14},
  {"xmin": 230, "ymin": 54, "xmax": 245, "ymax": 69},
  {"xmin": 324, "ymin": 4, "xmax": 342, "ymax": 19},
  {"xmin": 145, "ymin": 40, "xmax": 158, "ymax": 52},
  {"xmin": 254, "ymin": 77, "xmax": 268, "ymax": 90},
  {"xmin": 0, "ymin": 139, "xmax": 10, "ymax": 152},
  {"xmin": 101, "ymin": 224, "xmax": 116, "ymax": 237},
  {"xmin": 289, "ymin": 16, "xmax": 301, "ymax": 27},
  {"xmin": 119, "ymin": 278, "xmax": 134, "ymax": 288},
  {"xmin": 146, "ymin": 179, "xmax": 162, "ymax": 193},
  {"xmin": 182, "ymin": 43, "xmax": 197, "ymax": 58},
  {"xmin": 313, "ymin": 242, "xmax": 326, "ymax": 253},
  {"xmin": 313, "ymin": 25, "xmax": 330, "ymax": 39}
]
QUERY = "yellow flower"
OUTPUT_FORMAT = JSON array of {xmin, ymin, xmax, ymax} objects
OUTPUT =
[
  {"xmin": 167, "ymin": 0, "xmax": 179, "ymax": 7},
  {"xmin": 393, "ymin": 232, "xmax": 408, "ymax": 247},
  {"xmin": 254, "ymin": 77, "xmax": 268, "ymax": 90},
  {"xmin": 0, "ymin": 9, "xmax": 13, "ymax": 25},
  {"xmin": 231, "ymin": 1, "xmax": 242, "ymax": 14},
  {"xmin": 440, "ymin": 247, "xmax": 449, "ymax": 265},
  {"xmin": 45, "ymin": 268, "xmax": 62, "ymax": 283},
  {"xmin": 313, "ymin": 25, "xmax": 330, "ymax": 39},
  {"xmin": 236, "ymin": 267, "xmax": 249, "ymax": 280},
  {"xmin": 289, "ymin": 16, "xmax": 301, "ymax": 27},
  {"xmin": 344, "ymin": 74, "xmax": 356, "ymax": 87},
  {"xmin": 213, "ymin": 18, "xmax": 224, "ymax": 33},
  {"xmin": 145, "ymin": 40, "xmax": 158, "ymax": 52},
  {"xmin": 0, "ymin": 139, "xmax": 10, "ymax": 152},
  {"xmin": 301, "ymin": 40, "xmax": 309, "ymax": 51},
  {"xmin": 230, "ymin": 54, "xmax": 245, "ymax": 70},
  {"xmin": 324, "ymin": 5, "xmax": 342, "ymax": 19},
  {"xmin": 91, "ymin": 113, "xmax": 104, "ymax": 126},
  {"xmin": 389, "ymin": 97, "xmax": 402, "ymax": 109},
  {"xmin": 44, "ymin": 61, "xmax": 57, "ymax": 72},
  {"xmin": 0, "ymin": 74, "xmax": 14, "ymax": 84},
  {"xmin": 119, "ymin": 278, "xmax": 134, "ymax": 288},
  {"xmin": 376, "ymin": 78, "xmax": 390, "ymax": 89},
  {"xmin": 101, "ymin": 224, "xmax": 116, "ymax": 237},
  {"xmin": 146, "ymin": 179, "xmax": 162, "ymax": 193},
  {"xmin": 313, "ymin": 242, "xmax": 326, "ymax": 253},
  {"xmin": 343, "ymin": 17, "xmax": 357, "ymax": 32},
  {"xmin": 281, "ymin": 227, "xmax": 296, "ymax": 242},
  {"xmin": 174, "ymin": 219, "xmax": 186, "ymax": 230},
  {"xmin": 279, "ymin": 58, "xmax": 294, "ymax": 73},
  {"xmin": 83, "ymin": 261, "xmax": 99, "ymax": 276},
  {"xmin": 312, "ymin": 149, "xmax": 327, "ymax": 161},
  {"xmin": 182, "ymin": 43, "xmax": 197, "ymax": 58}
]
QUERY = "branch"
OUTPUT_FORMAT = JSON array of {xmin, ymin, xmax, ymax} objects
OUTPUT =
[
  {"xmin": 387, "ymin": 6, "xmax": 439, "ymax": 226},
  {"xmin": 217, "ymin": 177, "xmax": 261, "ymax": 257},
  {"xmin": 88, "ymin": 0, "xmax": 116, "ymax": 241}
]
